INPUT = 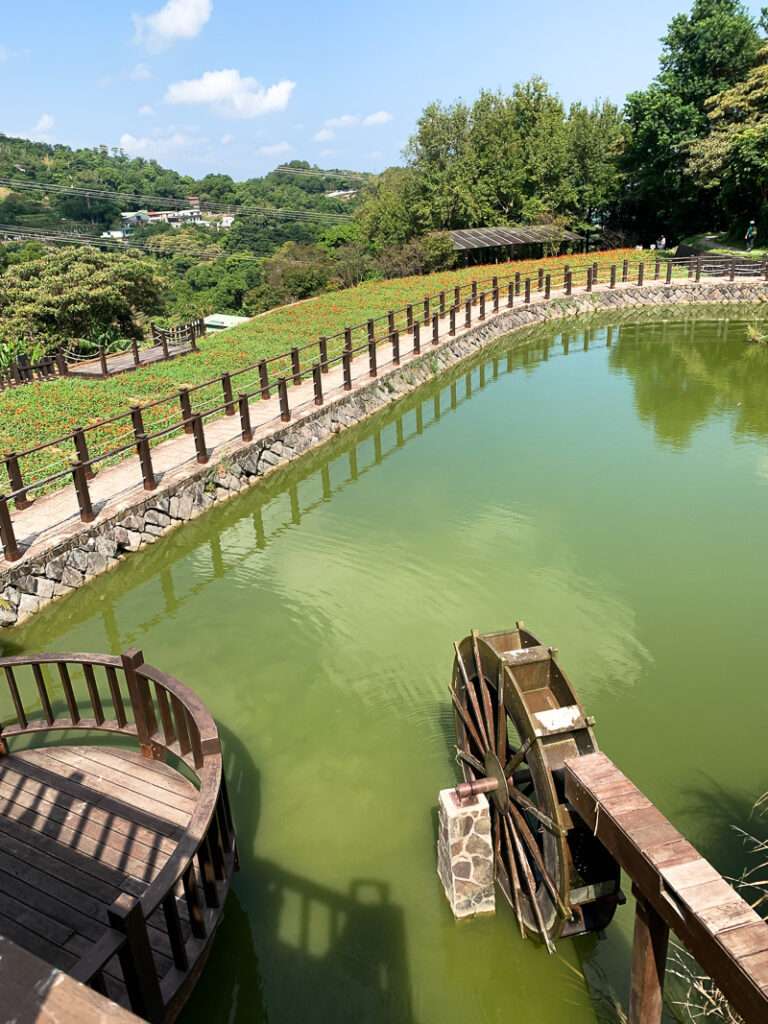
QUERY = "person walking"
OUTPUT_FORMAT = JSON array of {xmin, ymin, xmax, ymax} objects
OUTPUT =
[{"xmin": 745, "ymin": 220, "xmax": 757, "ymax": 251}]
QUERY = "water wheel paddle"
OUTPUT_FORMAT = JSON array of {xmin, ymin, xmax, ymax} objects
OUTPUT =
[{"xmin": 451, "ymin": 623, "xmax": 621, "ymax": 951}]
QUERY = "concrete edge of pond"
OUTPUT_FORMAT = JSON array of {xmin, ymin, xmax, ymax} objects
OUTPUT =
[{"xmin": 2, "ymin": 278, "xmax": 767, "ymax": 629}]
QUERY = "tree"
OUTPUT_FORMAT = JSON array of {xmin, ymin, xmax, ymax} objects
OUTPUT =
[
  {"xmin": 687, "ymin": 43, "xmax": 768, "ymax": 222},
  {"xmin": 0, "ymin": 247, "xmax": 165, "ymax": 350},
  {"xmin": 566, "ymin": 100, "xmax": 624, "ymax": 230}
]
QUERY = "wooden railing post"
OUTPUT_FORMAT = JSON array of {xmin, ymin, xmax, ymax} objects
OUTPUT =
[
  {"xmin": 695, "ymin": 258, "xmax": 702, "ymax": 282},
  {"xmin": 391, "ymin": 330, "xmax": 400, "ymax": 366},
  {"xmin": 654, "ymin": 257, "xmax": 661, "ymax": 280},
  {"xmin": 108, "ymin": 893, "xmax": 165, "ymax": 1023},
  {"xmin": 71, "ymin": 459, "xmax": 95, "ymax": 523},
  {"xmin": 277, "ymin": 377, "xmax": 290, "ymax": 421},
  {"xmin": 592, "ymin": 261, "xmax": 599, "ymax": 284},
  {"xmin": 413, "ymin": 321, "xmax": 420, "ymax": 354},
  {"xmin": 538, "ymin": 268, "xmax": 544, "ymax": 292},
  {"xmin": 524, "ymin": 278, "xmax": 531, "ymax": 304},
  {"xmin": 406, "ymin": 304, "xmax": 414, "ymax": 332},
  {"xmin": 159, "ymin": 333, "xmax": 170, "ymax": 360},
  {"xmin": 368, "ymin": 335, "xmax": 377, "ymax": 377},
  {"xmin": 98, "ymin": 346, "xmax": 109, "ymax": 377},
  {"xmin": 471, "ymin": 281, "xmax": 478, "ymax": 305},
  {"xmin": 238, "ymin": 393, "xmax": 253, "ymax": 441},
  {"xmin": 387, "ymin": 311, "xmax": 395, "ymax": 338},
  {"xmin": 131, "ymin": 338, "xmax": 141, "ymax": 367},
  {"xmin": 5, "ymin": 454, "xmax": 29, "ymax": 509},
  {"xmin": 730, "ymin": 256, "xmax": 736, "ymax": 281},
  {"xmin": 432, "ymin": 313, "xmax": 439, "ymax": 345},
  {"xmin": 290, "ymin": 348, "xmax": 301, "ymax": 384},
  {"xmin": 258, "ymin": 360, "xmax": 270, "ymax": 399},
  {"xmin": 312, "ymin": 364, "xmax": 323, "ymax": 406},
  {"xmin": 0, "ymin": 496, "xmax": 20, "ymax": 562},
  {"xmin": 450, "ymin": 306, "xmax": 456, "ymax": 336},
  {"xmin": 545, "ymin": 273, "xmax": 551, "ymax": 299},
  {"xmin": 666, "ymin": 260, "xmax": 673, "ymax": 284},
  {"xmin": 465, "ymin": 299, "xmax": 472, "ymax": 329},
  {"xmin": 221, "ymin": 372, "xmax": 235, "ymax": 415},
  {"xmin": 627, "ymin": 888, "xmax": 669, "ymax": 1024},
  {"xmin": 479, "ymin": 292, "xmax": 486, "ymax": 320},
  {"xmin": 423, "ymin": 295, "xmax": 430, "ymax": 325},
  {"xmin": 610, "ymin": 265, "xmax": 617, "ymax": 289},
  {"xmin": 508, "ymin": 281, "xmax": 514, "ymax": 307},
  {"xmin": 342, "ymin": 350, "xmax": 353, "ymax": 388},
  {"xmin": 565, "ymin": 270, "xmax": 572, "ymax": 296},
  {"xmin": 492, "ymin": 285, "xmax": 499, "ymax": 312},
  {"xmin": 178, "ymin": 388, "xmax": 193, "ymax": 434},
  {"xmin": 586, "ymin": 267, "xmax": 593, "ymax": 292},
  {"xmin": 638, "ymin": 263, "xmax": 645, "ymax": 286},
  {"xmin": 56, "ymin": 346, "xmax": 69, "ymax": 376},
  {"xmin": 515, "ymin": 272, "xmax": 521, "ymax": 295},
  {"xmin": 622, "ymin": 259, "xmax": 629, "ymax": 283},
  {"xmin": 440, "ymin": 291, "xmax": 446, "ymax": 315},
  {"xmin": 135, "ymin": 432, "xmax": 156, "ymax": 491},
  {"xmin": 72, "ymin": 426, "xmax": 95, "ymax": 480},
  {"xmin": 454, "ymin": 285, "xmax": 461, "ymax": 308},
  {"xmin": 191, "ymin": 413, "xmax": 208, "ymax": 464},
  {"xmin": 319, "ymin": 336, "xmax": 329, "ymax": 373}
]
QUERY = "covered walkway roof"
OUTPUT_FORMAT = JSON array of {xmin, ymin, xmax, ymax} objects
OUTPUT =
[{"xmin": 450, "ymin": 225, "xmax": 583, "ymax": 251}]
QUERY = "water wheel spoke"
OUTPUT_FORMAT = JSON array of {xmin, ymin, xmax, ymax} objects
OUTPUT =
[
  {"xmin": 492, "ymin": 806, "xmax": 501, "ymax": 879},
  {"xmin": 455, "ymin": 747, "xmax": 485, "ymax": 775},
  {"xmin": 508, "ymin": 784, "xmax": 564, "ymax": 836},
  {"xmin": 495, "ymin": 660, "xmax": 507, "ymax": 762},
  {"xmin": 507, "ymin": 801, "xmax": 571, "ymax": 920},
  {"xmin": 453, "ymin": 643, "xmax": 490, "ymax": 747},
  {"xmin": 471, "ymin": 630, "xmax": 495, "ymax": 741},
  {"xmin": 505, "ymin": 811, "xmax": 555, "ymax": 954},
  {"xmin": 449, "ymin": 686, "xmax": 485, "ymax": 755},
  {"xmin": 498, "ymin": 811, "xmax": 525, "ymax": 938},
  {"xmin": 504, "ymin": 736, "xmax": 532, "ymax": 778}
]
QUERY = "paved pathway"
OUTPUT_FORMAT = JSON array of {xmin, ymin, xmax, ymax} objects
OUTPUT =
[
  {"xmin": 0, "ymin": 275, "xmax": 735, "ymax": 569},
  {"xmin": 67, "ymin": 341, "xmax": 194, "ymax": 379}
]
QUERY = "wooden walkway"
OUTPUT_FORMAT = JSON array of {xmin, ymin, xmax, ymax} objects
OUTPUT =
[
  {"xmin": 0, "ymin": 746, "xmax": 197, "ymax": 1008},
  {"xmin": 565, "ymin": 752, "xmax": 768, "ymax": 1023},
  {"xmin": 67, "ymin": 342, "xmax": 194, "ymax": 379}
]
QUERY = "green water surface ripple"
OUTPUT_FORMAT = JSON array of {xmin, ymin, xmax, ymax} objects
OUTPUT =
[{"xmin": 5, "ymin": 305, "xmax": 768, "ymax": 1024}]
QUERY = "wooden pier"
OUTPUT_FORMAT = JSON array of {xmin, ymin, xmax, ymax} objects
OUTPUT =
[
  {"xmin": 565, "ymin": 752, "xmax": 768, "ymax": 1024},
  {"xmin": 0, "ymin": 650, "xmax": 237, "ymax": 1023}
]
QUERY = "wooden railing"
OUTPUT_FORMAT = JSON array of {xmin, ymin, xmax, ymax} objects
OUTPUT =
[
  {"xmin": 0, "ymin": 650, "xmax": 237, "ymax": 1023},
  {"xmin": 1, "ymin": 254, "xmax": 766, "ymax": 562}
]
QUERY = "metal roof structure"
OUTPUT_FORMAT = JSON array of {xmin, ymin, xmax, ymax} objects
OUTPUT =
[{"xmin": 450, "ymin": 225, "xmax": 583, "ymax": 251}]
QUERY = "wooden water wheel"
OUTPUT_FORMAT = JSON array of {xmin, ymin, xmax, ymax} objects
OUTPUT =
[{"xmin": 451, "ymin": 623, "xmax": 621, "ymax": 952}]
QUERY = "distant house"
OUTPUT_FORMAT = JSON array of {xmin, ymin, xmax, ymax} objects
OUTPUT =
[
  {"xmin": 120, "ymin": 210, "xmax": 151, "ymax": 227},
  {"xmin": 324, "ymin": 189, "xmax": 357, "ymax": 201},
  {"xmin": 220, "ymin": 215, "xmax": 235, "ymax": 229},
  {"xmin": 100, "ymin": 229, "xmax": 129, "ymax": 240}
]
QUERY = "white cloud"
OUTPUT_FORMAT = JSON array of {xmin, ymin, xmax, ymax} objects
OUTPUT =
[
  {"xmin": 138, "ymin": 104, "xmax": 155, "ymax": 116},
  {"xmin": 220, "ymin": 132, "xmax": 234, "ymax": 144},
  {"xmin": 258, "ymin": 141, "xmax": 291, "ymax": 156},
  {"xmin": 35, "ymin": 114, "xmax": 54, "ymax": 133},
  {"xmin": 0, "ymin": 44, "xmax": 29, "ymax": 61},
  {"xmin": 324, "ymin": 114, "xmax": 358, "ymax": 129},
  {"xmin": 133, "ymin": 0, "xmax": 212, "ymax": 52},
  {"xmin": 131, "ymin": 62, "xmax": 152, "ymax": 80},
  {"xmin": 312, "ymin": 128, "xmax": 334, "ymax": 142},
  {"xmin": 164, "ymin": 69, "xmax": 295, "ymax": 118},
  {"xmin": 119, "ymin": 130, "xmax": 203, "ymax": 157},
  {"xmin": 363, "ymin": 110, "xmax": 393, "ymax": 126}
]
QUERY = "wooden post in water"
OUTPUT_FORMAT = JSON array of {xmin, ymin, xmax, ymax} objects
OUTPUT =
[{"xmin": 627, "ymin": 889, "xmax": 669, "ymax": 1024}]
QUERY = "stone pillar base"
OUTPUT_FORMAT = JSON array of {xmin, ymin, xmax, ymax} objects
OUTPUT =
[{"xmin": 437, "ymin": 787, "xmax": 495, "ymax": 918}]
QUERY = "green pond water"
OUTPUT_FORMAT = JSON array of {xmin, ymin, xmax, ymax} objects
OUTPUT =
[{"xmin": 6, "ymin": 305, "xmax": 768, "ymax": 1024}]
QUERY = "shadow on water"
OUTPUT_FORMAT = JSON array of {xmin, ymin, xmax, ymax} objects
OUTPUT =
[{"xmin": 179, "ymin": 722, "xmax": 417, "ymax": 1024}]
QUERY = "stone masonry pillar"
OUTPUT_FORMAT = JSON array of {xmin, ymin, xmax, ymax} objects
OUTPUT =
[{"xmin": 437, "ymin": 788, "xmax": 495, "ymax": 918}]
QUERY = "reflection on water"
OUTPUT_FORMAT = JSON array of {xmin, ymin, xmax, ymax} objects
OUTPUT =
[{"xmin": 6, "ymin": 305, "xmax": 768, "ymax": 1024}]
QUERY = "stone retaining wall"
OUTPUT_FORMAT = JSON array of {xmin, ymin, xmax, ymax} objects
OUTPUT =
[{"xmin": 2, "ymin": 279, "xmax": 766, "ymax": 628}]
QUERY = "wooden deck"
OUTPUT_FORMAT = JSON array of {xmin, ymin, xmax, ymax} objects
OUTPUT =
[
  {"xmin": 565, "ymin": 752, "xmax": 768, "ymax": 1023},
  {"xmin": 0, "ymin": 745, "xmax": 197, "ymax": 1008},
  {"xmin": 0, "ymin": 650, "xmax": 238, "ymax": 1024},
  {"xmin": 67, "ymin": 342, "xmax": 194, "ymax": 379}
]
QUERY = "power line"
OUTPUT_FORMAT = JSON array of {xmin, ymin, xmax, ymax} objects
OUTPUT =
[
  {"xmin": 273, "ymin": 165, "xmax": 370, "ymax": 182},
  {"xmin": 0, "ymin": 178, "xmax": 352, "ymax": 224}
]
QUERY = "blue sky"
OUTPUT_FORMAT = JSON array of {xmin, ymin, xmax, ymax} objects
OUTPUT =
[{"xmin": 1, "ymin": 0, "xmax": 765, "ymax": 180}]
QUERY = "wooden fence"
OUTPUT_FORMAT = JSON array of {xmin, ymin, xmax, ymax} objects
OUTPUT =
[
  {"xmin": 1, "ymin": 254, "xmax": 767, "ymax": 562},
  {"xmin": 0, "ymin": 318, "xmax": 205, "ymax": 390}
]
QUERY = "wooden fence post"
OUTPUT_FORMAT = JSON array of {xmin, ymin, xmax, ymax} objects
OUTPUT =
[
  {"xmin": 440, "ymin": 291, "xmax": 446, "ymax": 315},
  {"xmin": 407, "ymin": 304, "xmax": 414, "ymax": 332},
  {"xmin": 98, "ymin": 346, "xmax": 109, "ymax": 378},
  {"xmin": 524, "ymin": 278, "xmax": 531, "ymax": 304},
  {"xmin": 479, "ymin": 292, "xmax": 486, "ymax": 320},
  {"xmin": 514, "ymin": 272, "xmax": 521, "ymax": 295},
  {"xmin": 136, "ymin": 433, "xmax": 157, "ymax": 491},
  {"xmin": 178, "ymin": 388, "xmax": 193, "ymax": 434},
  {"xmin": 290, "ymin": 347, "xmax": 301, "ymax": 385},
  {"xmin": 342, "ymin": 351, "xmax": 353, "ymax": 388},
  {"xmin": 471, "ymin": 281, "xmax": 478, "ymax": 305},
  {"xmin": 0, "ymin": 495, "xmax": 20, "ymax": 562},
  {"xmin": 565, "ymin": 270, "xmax": 572, "ymax": 296},
  {"xmin": 108, "ymin": 893, "xmax": 165, "ymax": 1023},
  {"xmin": 592, "ymin": 261, "xmax": 599, "ymax": 284},
  {"xmin": 545, "ymin": 273, "xmax": 551, "ymax": 299},
  {"xmin": 56, "ymin": 346, "xmax": 69, "ymax": 376},
  {"xmin": 423, "ymin": 295, "xmax": 430, "ymax": 325},
  {"xmin": 465, "ymin": 299, "xmax": 472, "ymax": 329},
  {"xmin": 654, "ymin": 258, "xmax": 661, "ymax": 280},
  {"xmin": 221, "ymin": 372, "xmax": 235, "ymax": 415},
  {"xmin": 258, "ymin": 360, "xmax": 270, "ymax": 399},
  {"xmin": 730, "ymin": 257, "xmax": 736, "ymax": 281},
  {"xmin": 638, "ymin": 263, "xmax": 645, "ymax": 286},
  {"xmin": 586, "ymin": 267, "xmax": 593, "ymax": 292},
  {"xmin": 191, "ymin": 413, "xmax": 208, "ymax": 464},
  {"xmin": 71, "ymin": 460, "xmax": 94, "ymax": 523},
  {"xmin": 319, "ymin": 336, "xmax": 329, "ymax": 373},
  {"xmin": 413, "ymin": 321, "xmax": 420, "ymax": 354},
  {"xmin": 610, "ymin": 265, "xmax": 617, "ymax": 289},
  {"xmin": 312, "ymin": 364, "xmax": 323, "ymax": 406},
  {"xmin": 538, "ymin": 268, "xmax": 544, "ymax": 291},
  {"xmin": 508, "ymin": 281, "xmax": 514, "ymax": 307},
  {"xmin": 695, "ymin": 258, "xmax": 702, "ymax": 282},
  {"xmin": 72, "ymin": 426, "xmax": 94, "ymax": 480},
  {"xmin": 666, "ymin": 261, "xmax": 673, "ymax": 284},
  {"xmin": 454, "ymin": 285, "xmax": 461, "ymax": 308},
  {"xmin": 432, "ymin": 313, "xmax": 439, "ymax": 345},
  {"xmin": 277, "ymin": 377, "xmax": 290, "ymax": 421},
  {"xmin": 627, "ymin": 888, "xmax": 669, "ymax": 1024},
  {"xmin": 450, "ymin": 306, "xmax": 456, "ymax": 336},
  {"xmin": 622, "ymin": 259, "xmax": 629, "ymax": 283},
  {"xmin": 391, "ymin": 330, "xmax": 400, "ymax": 366},
  {"xmin": 5, "ymin": 454, "xmax": 29, "ymax": 510},
  {"xmin": 493, "ymin": 285, "xmax": 499, "ymax": 311},
  {"xmin": 368, "ymin": 335, "xmax": 377, "ymax": 377},
  {"xmin": 131, "ymin": 339, "xmax": 141, "ymax": 367},
  {"xmin": 238, "ymin": 394, "xmax": 253, "ymax": 442}
]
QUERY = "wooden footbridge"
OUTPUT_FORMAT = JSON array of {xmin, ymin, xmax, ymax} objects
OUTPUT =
[
  {"xmin": 0, "ymin": 649, "xmax": 237, "ymax": 1023},
  {"xmin": 450, "ymin": 625, "xmax": 768, "ymax": 1023}
]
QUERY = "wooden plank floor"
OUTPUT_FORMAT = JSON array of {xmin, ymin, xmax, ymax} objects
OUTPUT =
[{"xmin": 0, "ymin": 746, "xmax": 198, "ymax": 1008}]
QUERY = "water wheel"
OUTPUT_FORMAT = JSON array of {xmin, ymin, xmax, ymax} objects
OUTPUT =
[{"xmin": 451, "ymin": 623, "xmax": 621, "ymax": 952}]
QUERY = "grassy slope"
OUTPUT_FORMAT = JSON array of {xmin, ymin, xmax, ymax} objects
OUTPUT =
[{"xmin": 1, "ymin": 250, "xmax": 645, "ymax": 488}]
